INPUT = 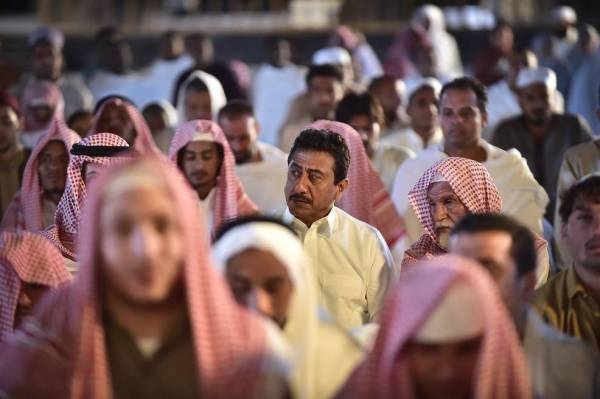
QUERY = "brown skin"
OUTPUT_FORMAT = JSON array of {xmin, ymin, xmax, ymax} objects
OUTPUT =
[
  {"xmin": 407, "ymin": 86, "xmax": 439, "ymax": 146},
  {"xmin": 347, "ymin": 114, "xmax": 380, "ymax": 159},
  {"xmin": 0, "ymin": 106, "xmax": 22, "ymax": 161},
  {"xmin": 440, "ymin": 89, "xmax": 488, "ymax": 162},
  {"xmin": 180, "ymin": 141, "xmax": 222, "ymax": 200},
  {"xmin": 14, "ymin": 283, "xmax": 49, "ymax": 329},
  {"xmin": 37, "ymin": 140, "xmax": 69, "ymax": 204},
  {"xmin": 219, "ymin": 114, "xmax": 262, "ymax": 164},
  {"xmin": 427, "ymin": 182, "xmax": 468, "ymax": 249},
  {"xmin": 32, "ymin": 42, "xmax": 63, "ymax": 81},
  {"xmin": 183, "ymin": 89, "xmax": 212, "ymax": 121},
  {"xmin": 68, "ymin": 113, "xmax": 93, "ymax": 137},
  {"xmin": 285, "ymin": 150, "xmax": 348, "ymax": 227},
  {"xmin": 226, "ymin": 249, "xmax": 294, "ymax": 328},
  {"xmin": 95, "ymin": 103, "xmax": 136, "ymax": 145},
  {"xmin": 371, "ymin": 78, "xmax": 403, "ymax": 128},
  {"xmin": 518, "ymin": 83, "xmax": 553, "ymax": 140},
  {"xmin": 308, "ymin": 76, "xmax": 344, "ymax": 120}
]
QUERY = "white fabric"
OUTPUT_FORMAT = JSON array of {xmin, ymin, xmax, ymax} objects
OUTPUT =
[
  {"xmin": 235, "ymin": 142, "xmax": 288, "ymax": 216},
  {"xmin": 380, "ymin": 126, "xmax": 443, "ymax": 154},
  {"xmin": 197, "ymin": 187, "xmax": 216, "ymax": 234},
  {"xmin": 252, "ymin": 64, "xmax": 306, "ymax": 146},
  {"xmin": 175, "ymin": 70, "xmax": 226, "ymax": 122},
  {"xmin": 567, "ymin": 51, "xmax": 600, "ymax": 135},
  {"xmin": 405, "ymin": 77, "xmax": 442, "ymax": 103},
  {"xmin": 87, "ymin": 70, "xmax": 142, "ymax": 106},
  {"xmin": 212, "ymin": 221, "xmax": 365, "ymax": 399},
  {"xmin": 283, "ymin": 206, "xmax": 396, "ymax": 330},
  {"xmin": 552, "ymin": 5, "xmax": 577, "ymax": 24},
  {"xmin": 20, "ymin": 129, "xmax": 46, "ymax": 150},
  {"xmin": 371, "ymin": 143, "xmax": 415, "ymax": 191},
  {"xmin": 139, "ymin": 55, "xmax": 194, "ymax": 107},
  {"xmin": 352, "ymin": 44, "xmax": 384, "ymax": 83},
  {"xmin": 312, "ymin": 47, "xmax": 352, "ymax": 66},
  {"xmin": 516, "ymin": 67, "xmax": 557, "ymax": 91}
]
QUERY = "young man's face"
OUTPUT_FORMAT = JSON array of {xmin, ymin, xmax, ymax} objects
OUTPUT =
[
  {"xmin": 225, "ymin": 248, "xmax": 294, "ymax": 328},
  {"xmin": 563, "ymin": 197, "xmax": 600, "ymax": 271},
  {"xmin": 180, "ymin": 141, "xmax": 222, "ymax": 194},
  {"xmin": 427, "ymin": 181, "xmax": 468, "ymax": 249},
  {"xmin": 348, "ymin": 114, "xmax": 380, "ymax": 158},
  {"xmin": 285, "ymin": 150, "xmax": 347, "ymax": 227},
  {"xmin": 308, "ymin": 76, "xmax": 343, "ymax": 120},
  {"xmin": 220, "ymin": 114, "xmax": 259, "ymax": 164},
  {"xmin": 184, "ymin": 89, "xmax": 212, "ymax": 121},
  {"xmin": 407, "ymin": 86, "xmax": 438, "ymax": 133},
  {"xmin": 37, "ymin": 140, "xmax": 69, "ymax": 195},
  {"xmin": 32, "ymin": 42, "xmax": 63, "ymax": 80},
  {"xmin": 100, "ymin": 179, "xmax": 184, "ymax": 306},
  {"xmin": 439, "ymin": 89, "xmax": 486, "ymax": 150},
  {"xmin": 518, "ymin": 83, "xmax": 552, "ymax": 127}
]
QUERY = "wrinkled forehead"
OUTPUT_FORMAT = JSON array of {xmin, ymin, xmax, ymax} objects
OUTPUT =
[
  {"xmin": 427, "ymin": 180, "xmax": 458, "ymax": 198},
  {"xmin": 289, "ymin": 150, "xmax": 334, "ymax": 174}
]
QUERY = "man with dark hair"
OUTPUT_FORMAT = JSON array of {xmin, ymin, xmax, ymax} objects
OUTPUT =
[
  {"xmin": 534, "ymin": 175, "xmax": 600, "ymax": 350},
  {"xmin": 367, "ymin": 75, "xmax": 409, "ymax": 136},
  {"xmin": 450, "ymin": 213, "xmax": 600, "ymax": 399},
  {"xmin": 218, "ymin": 100, "xmax": 288, "ymax": 215},
  {"xmin": 392, "ymin": 76, "xmax": 548, "ymax": 246},
  {"xmin": 335, "ymin": 92, "xmax": 413, "ymax": 190},
  {"xmin": 283, "ymin": 128, "xmax": 394, "ymax": 330},
  {"xmin": 278, "ymin": 64, "xmax": 344, "ymax": 152}
]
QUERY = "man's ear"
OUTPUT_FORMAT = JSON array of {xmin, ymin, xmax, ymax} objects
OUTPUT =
[{"xmin": 335, "ymin": 178, "xmax": 349, "ymax": 201}]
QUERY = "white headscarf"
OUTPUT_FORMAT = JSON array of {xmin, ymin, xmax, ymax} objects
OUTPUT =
[{"xmin": 175, "ymin": 70, "xmax": 226, "ymax": 123}]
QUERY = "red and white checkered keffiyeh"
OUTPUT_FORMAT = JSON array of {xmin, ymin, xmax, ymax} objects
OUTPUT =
[
  {"xmin": 91, "ymin": 98, "xmax": 160, "ymax": 154},
  {"xmin": 309, "ymin": 120, "xmax": 405, "ymax": 246},
  {"xmin": 403, "ymin": 157, "xmax": 502, "ymax": 265},
  {"xmin": 0, "ymin": 231, "xmax": 70, "ymax": 340},
  {"xmin": 21, "ymin": 80, "xmax": 64, "ymax": 131},
  {"xmin": 168, "ymin": 119, "xmax": 258, "ymax": 235},
  {"xmin": 42, "ymin": 133, "xmax": 130, "ymax": 259},
  {"xmin": 338, "ymin": 254, "xmax": 532, "ymax": 399},
  {"xmin": 1, "ymin": 118, "xmax": 79, "ymax": 232}
]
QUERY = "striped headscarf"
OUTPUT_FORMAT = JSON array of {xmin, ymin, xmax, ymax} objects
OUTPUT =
[
  {"xmin": 42, "ymin": 133, "xmax": 130, "ymax": 259},
  {"xmin": 168, "ymin": 119, "xmax": 258, "ymax": 236},
  {"xmin": 309, "ymin": 120, "xmax": 405, "ymax": 246},
  {"xmin": 91, "ymin": 97, "xmax": 159, "ymax": 154},
  {"xmin": 0, "ymin": 231, "xmax": 70, "ymax": 340},
  {"xmin": 403, "ymin": 157, "xmax": 502, "ymax": 265},
  {"xmin": 338, "ymin": 254, "xmax": 532, "ymax": 399},
  {"xmin": 1, "ymin": 118, "xmax": 79, "ymax": 232},
  {"xmin": 21, "ymin": 80, "xmax": 64, "ymax": 131}
]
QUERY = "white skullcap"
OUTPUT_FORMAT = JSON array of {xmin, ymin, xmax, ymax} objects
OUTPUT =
[
  {"xmin": 516, "ymin": 67, "xmax": 557, "ymax": 92},
  {"xmin": 430, "ymin": 171, "xmax": 447, "ymax": 184},
  {"xmin": 190, "ymin": 131, "xmax": 215, "ymax": 143},
  {"xmin": 551, "ymin": 6, "xmax": 577, "ymax": 25},
  {"xmin": 415, "ymin": 280, "xmax": 484, "ymax": 343},
  {"xmin": 312, "ymin": 47, "xmax": 352, "ymax": 66},
  {"xmin": 406, "ymin": 77, "xmax": 442, "ymax": 102}
]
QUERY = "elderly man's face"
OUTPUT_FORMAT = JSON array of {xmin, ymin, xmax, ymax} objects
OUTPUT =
[
  {"xmin": 518, "ymin": 83, "xmax": 552, "ymax": 126},
  {"xmin": 563, "ymin": 196, "xmax": 600, "ymax": 270},
  {"xmin": 285, "ymin": 150, "xmax": 347, "ymax": 227},
  {"xmin": 100, "ymin": 179, "xmax": 184, "ymax": 306},
  {"xmin": 37, "ymin": 140, "xmax": 68, "ymax": 196},
  {"xmin": 407, "ymin": 86, "xmax": 438, "ymax": 133},
  {"xmin": 427, "ymin": 181, "xmax": 468, "ymax": 249},
  {"xmin": 225, "ymin": 249, "xmax": 294, "ymax": 328},
  {"xmin": 440, "ymin": 89, "xmax": 486, "ymax": 150}
]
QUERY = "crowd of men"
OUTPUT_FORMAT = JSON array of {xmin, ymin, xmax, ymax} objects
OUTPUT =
[{"xmin": 1, "ymin": 3, "xmax": 600, "ymax": 398}]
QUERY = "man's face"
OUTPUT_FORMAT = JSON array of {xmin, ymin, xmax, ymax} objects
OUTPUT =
[
  {"xmin": 407, "ymin": 336, "xmax": 482, "ymax": 399},
  {"xmin": 440, "ymin": 89, "xmax": 486, "ymax": 150},
  {"xmin": 348, "ymin": 114, "xmax": 380, "ymax": 158},
  {"xmin": 100, "ymin": 181, "xmax": 184, "ymax": 306},
  {"xmin": 184, "ymin": 89, "xmax": 212, "ymax": 121},
  {"xmin": 518, "ymin": 83, "xmax": 552, "ymax": 126},
  {"xmin": 372, "ymin": 80, "xmax": 403, "ymax": 116},
  {"xmin": 308, "ymin": 76, "xmax": 343, "ymax": 120},
  {"xmin": 69, "ymin": 114, "xmax": 93, "ymax": 137},
  {"xmin": 407, "ymin": 86, "xmax": 438, "ymax": 133},
  {"xmin": 0, "ymin": 106, "xmax": 20, "ymax": 153},
  {"xmin": 37, "ymin": 140, "xmax": 68, "ymax": 195},
  {"xmin": 220, "ymin": 115, "xmax": 258, "ymax": 164},
  {"xmin": 27, "ymin": 104, "xmax": 54, "ymax": 127},
  {"xmin": 563, "ymin": 197, "xmax": 600, "ymax": 271},
  {"xmin": 285, "ymin": 150, "xmax": 347, "ymax": 226},
  {"xmin": 32, "ymin": 42, "xmax": 63, "ymax": 80},
  {"xmin": 180, "ymin": 141, "xmax": 222, "ymax": 193},
  {"xmin": 226, "ymin": 249, "xmax": 294, "ymax": 328},
  {"xmin": 427, "ymin": 181, "xmax": 468, "ymax": 249},
  {"xmin": 14, "ymin": 283, "xmax": 49, "ymax": 329},
  {"xmin": 143, "ymin": 109, "xmax": 168, "ymax": 136},
  {"xmin": 96, "ymin": 103, "xmax": 136, "ymax": 145},
  {"xmin": 449, "ymin": 231, "xmax": 524, "ymax": 320}
]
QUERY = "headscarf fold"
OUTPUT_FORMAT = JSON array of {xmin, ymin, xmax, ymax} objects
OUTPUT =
[
  {"xmin": 309, "ymin": 120, "xmax": 405, "ymax": 246},
  {"xmin": 0, "ymin": 231, "xmax": 70, "ymax": 340},
  {"xmin": 338, "ymin": 254, "xmax": 532, "ymax": 399},
  {"xmin": 175, "ymin": 70, "xmax": 227, "ymax": 122},
  {"xmin": 1, "ymin": 118, "xmax": 79, "ymax": 232},
  {"xmin": 168, "ymin": 120, "xmax": 258, "ymax": 236}
]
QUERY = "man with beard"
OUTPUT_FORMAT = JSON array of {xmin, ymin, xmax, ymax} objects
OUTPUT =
[
  {"xmin": 218, "ymin": 101, "xmax": 288, "ymax": 215},
  {"xmin": 491, "ymin": 66, "xmax": 592, "ymax": 218},
  {"xmin": 534, "ymin": 175, "xmax": 600, "ymax": 350}
]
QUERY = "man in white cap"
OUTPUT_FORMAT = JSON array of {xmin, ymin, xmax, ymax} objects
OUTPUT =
[
  {"xmin": 491, "ymin": 66, "xmax": 593, "ymax": 218},
  {"xmin": 380, "ymin": 77, "xmax": 443, "ymax": 154}
]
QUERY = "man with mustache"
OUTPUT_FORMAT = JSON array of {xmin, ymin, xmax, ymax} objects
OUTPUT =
[
  {"xmin": 283, "ymin": 128, "xmax": 395, "ymax": 330},
  {"xmin": 534, "ymin": 175, "xmax": 600, "ymax": 350},
  {"xmin": 491, "ymin": 66, "xmax": 592, "ymax": 218}
]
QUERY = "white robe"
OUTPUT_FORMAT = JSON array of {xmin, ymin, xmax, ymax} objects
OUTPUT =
[{"xmin": 380, "ymin": 126, "xmax": 443, "ymax": 155}]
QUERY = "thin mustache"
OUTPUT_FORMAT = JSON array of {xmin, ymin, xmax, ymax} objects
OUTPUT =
[{"xmin": 289, "ymin": 194, "xmax": 310, "ymax": 202}]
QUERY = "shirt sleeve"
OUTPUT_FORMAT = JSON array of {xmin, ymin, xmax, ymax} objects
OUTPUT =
[{"xmin": 365, "ymin": 227, "xmax": 395, "ymax": 323}]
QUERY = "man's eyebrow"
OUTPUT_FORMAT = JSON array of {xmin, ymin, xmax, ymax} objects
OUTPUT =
[{"xmin": 289, "ymin": 161, "xmax": 325, "ymax": 175}]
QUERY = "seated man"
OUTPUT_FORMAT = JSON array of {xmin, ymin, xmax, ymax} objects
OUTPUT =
[
  {"xmin": 337, "ymin": 254, "xmax": 532, "ymax": 398},
  {"xmin": 534, "ymin": 175, "xmax": 600, "ymax": 350},
  {"xmin": 450, "ymin": 213, "xmax": 600, "ymax": 399},
  {"xmin": 0, "ymin": 230, "xmax": 70, "ymax": 340},
  {"xmin": 283, "ymin": 128, "xmax": 395, "ymax": 330},
  {"xmin": 2, "ymin": 119, "xmax": 79, "ymax": 231},
  {"xmin": 214, "ymin": 215, "xmax": 364, "ymax": 399},
  {"xmin": 168, "ymin": 119, "xmax": 257, "ymax": 237},
  {"xmin": 218, "ymin": 100, "xmax": 288, "ymax": 215},
  {"xmin": 0, "ymin": 157, "xmax": 288, "ymax": 398},
  {"xmin": 403, "ymin": 157, "xmax": 549, "ymax": 287},
  {"xmin": 92, "ymin": 96, "xmax": 159, "ymax": 153},
  {"xmin": 42, "ymin": 133, "xmax": 130, "ymax": 272}
]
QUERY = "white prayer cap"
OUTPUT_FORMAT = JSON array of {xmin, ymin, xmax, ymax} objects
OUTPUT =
[
  {"xmin": 415, "ymin": 280, "xmax": 484, "ymax": 343},
  {"xmin": 516, "ymin": 67, "xmax": 557, "ymax": 92},
  {"xmin": 430, "ymin": 171, "xmax": 447, "ymax": 184},
  {"xmin": 190, "ymin": 131, "xmax": 215, "ymax": 143},
  {"xmin": 551, "ymin": 6, "xmax": 577, "ymax": 25},
  {"xmin": 312, "ymin": 47, "xmax": 352, "ymax": 66},
  {"xmin": 405, "ymin": 77, "xmax": 442, "ymax": 102}
]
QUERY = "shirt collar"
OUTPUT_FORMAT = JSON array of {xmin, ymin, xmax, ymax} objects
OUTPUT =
[
  {"xmin": 566, "ymin": 266, "xmax": 588, "ymax": 300},
  {"xmin": 283, "ymin": 206, "xmax": 337, "ymax": 237}
]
